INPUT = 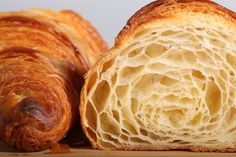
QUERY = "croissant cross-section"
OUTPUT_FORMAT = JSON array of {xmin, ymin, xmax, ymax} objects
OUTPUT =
[{"xmin": 81, "ymin": 0, "xmax": 236, "ymax": 152}]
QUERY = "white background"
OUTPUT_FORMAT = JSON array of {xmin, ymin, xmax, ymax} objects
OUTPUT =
[{"xmin": 1, "ymin": 0, "xmax": 236, "ymax": 46}]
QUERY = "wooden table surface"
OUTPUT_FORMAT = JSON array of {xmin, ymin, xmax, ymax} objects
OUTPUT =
[{"xmin": 1, "ymin": 141, "xmax": 236, "ymax": 157}]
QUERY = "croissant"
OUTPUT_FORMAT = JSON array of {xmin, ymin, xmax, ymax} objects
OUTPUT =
[
  {"xmin": 0, "ymin": 9, "xmax": 108, "ymax": 151},
  {"xmin": 80, "ymin": 0, "xmax": 236, "ymax": 152}
]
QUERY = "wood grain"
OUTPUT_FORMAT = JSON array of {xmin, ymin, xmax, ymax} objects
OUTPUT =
[{"xmin": 0, "ymin": 141, "xmax": 235, "ymax": 157}]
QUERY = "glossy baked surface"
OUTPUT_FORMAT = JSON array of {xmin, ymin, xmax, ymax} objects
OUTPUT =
[{"xmin": 0, "ymin": 9, "xmax": 108, "ymax": 151}]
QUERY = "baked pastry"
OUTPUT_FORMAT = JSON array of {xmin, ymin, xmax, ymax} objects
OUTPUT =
[
  {"xmin": 0, "ymin": 9, "xmax": 108, "ymax": 151},
  {"xmin": 80, "ymin": 0, "xmax": 236, "ymax": 152}
]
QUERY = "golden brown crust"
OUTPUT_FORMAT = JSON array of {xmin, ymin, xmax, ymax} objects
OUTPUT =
[
  {"xmin": 0, "ymin": 15, "xmax": 89, "ymax": 73},
  {"xmin": 80, "ymin": 0, "xmax": 236, "ymax": 152},
  {"xmin": 0, "ymin": 9, "xmax": 107, "ymax": 151},
  {"xmin": 115, "ymin": 0, "xmax": 236, "ymax": 47},
  {"xmin": 60, "ymin": 10, "xmax": 108, "ymax": 58}
]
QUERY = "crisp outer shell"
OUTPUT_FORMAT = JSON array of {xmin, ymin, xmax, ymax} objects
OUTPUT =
[{"xmin": 0, "ymin": 8, "xmax": 107, "ymax": 151}]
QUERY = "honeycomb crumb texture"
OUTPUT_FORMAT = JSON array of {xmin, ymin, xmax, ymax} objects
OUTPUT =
[{"xmin": 84, "ymin": 23, "xmax": 236, "ymax": 149}]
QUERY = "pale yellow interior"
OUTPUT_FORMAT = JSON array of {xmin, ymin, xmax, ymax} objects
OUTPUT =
[{"xmin": 84, "ymin": 22, "xmax": 236, "ymax": 149}]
